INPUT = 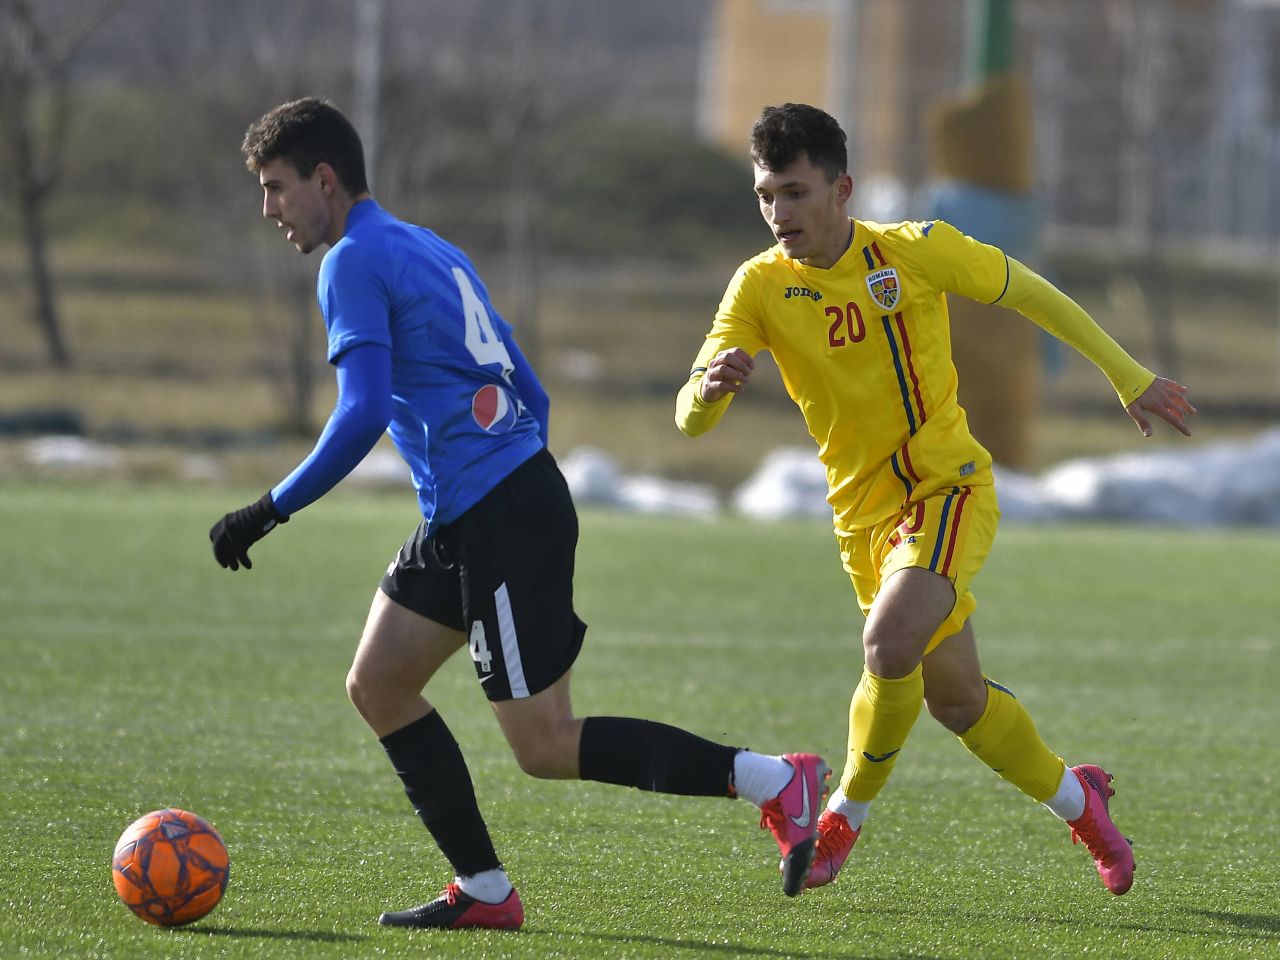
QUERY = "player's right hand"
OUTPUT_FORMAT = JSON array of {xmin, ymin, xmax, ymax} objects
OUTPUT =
[
  {"xmin": 699, "ymin": 348, "xmax": 755, "ymax": 403},
  {"xmin": 209, "ymin": 492, "xmax": 288, "ymax": 571}
]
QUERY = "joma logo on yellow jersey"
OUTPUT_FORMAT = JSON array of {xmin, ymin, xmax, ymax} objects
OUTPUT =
[{"xmin": 783, "ymin": 286, "xmax": 823, "ymax": 301}]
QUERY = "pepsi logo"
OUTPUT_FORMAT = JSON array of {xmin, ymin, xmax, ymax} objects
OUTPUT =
[{"xmin": 472, "ymin": 384, "xmax": 519, "ymax": 433}]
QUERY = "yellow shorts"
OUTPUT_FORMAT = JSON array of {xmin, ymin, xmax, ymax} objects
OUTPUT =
[{"xmin": 836, "ymin": 483, "xmax": 999, "ymax": 654}]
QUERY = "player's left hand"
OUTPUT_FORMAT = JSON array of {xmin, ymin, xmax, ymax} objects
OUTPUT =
[
  {"xmin": 1125, "ymin": 377, "xmax": 1196, "ymax": 438},
  {"xmin": 209, "ymin": 493, "xmax": 288, "ymax": 571}
]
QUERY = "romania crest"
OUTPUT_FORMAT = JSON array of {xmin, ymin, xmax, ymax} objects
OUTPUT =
[{"xmin": 866, "ymin": 268, "xmax": 900, "ymax": 311}]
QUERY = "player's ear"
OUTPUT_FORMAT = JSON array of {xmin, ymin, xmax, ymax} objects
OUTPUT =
[
  {"xmin": 314, "ymin": 161, "xmax": 339, "ymax": 196},
  {"xmin": 835, "ymin": 172, "xmax": 854, "ymax": 206}
]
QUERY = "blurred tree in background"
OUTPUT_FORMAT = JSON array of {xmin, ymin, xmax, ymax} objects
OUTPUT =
[
  {"xmin": 0, "ymin": 0, "xmax": 125, "ymax": 367},
  {"xmin": 0, "ymin": 0, "xmax": 1274, "ymax": 472},
  {"xmin": 0, "ymin": 0, "xmax": 757, "ymax": 437}
]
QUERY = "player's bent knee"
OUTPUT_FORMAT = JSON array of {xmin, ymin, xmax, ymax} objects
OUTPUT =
[
  {"xmin": 509, "ymin": 740, "xmax": 566, "ymax": 779},
  {"xmin": 925, "ymin": 695, "xmax": 983, "ymax": 734},
  {"xmin": 345, "ymin": 666, "xmax": 374, "ymax": 720},
  {"xmin": 924, "ymin": 674, "xmax": 987, "ymax": 733},
  {"xmin": 345, "ymin": 663, "xmax": 409, "ymax": 728},
  {"xmin": 511, "ymin": 749, "xmax": 554, "ymax": 779},
  {"xmin": 504, "ymin": 722, "xmax": 580, "ymax": 780},
  {"xmin": 862, "ymin": 632, "xmax": 925, "ymax": 679}
]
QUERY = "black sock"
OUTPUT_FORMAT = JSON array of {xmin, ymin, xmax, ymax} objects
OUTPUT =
[
  {"xmin": 379, "ymin": 710, "xmax": 501, "ymax": 878},
  {"xmin": 578, "ymin": 716, "xmax": 739, "ymax": 797}
]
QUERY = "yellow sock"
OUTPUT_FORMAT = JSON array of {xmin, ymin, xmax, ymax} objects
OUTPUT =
[
  {"xmin": 959, "ymin": 678, "xmax": 1065, "ymax": 802},
  {"xmin": 840, "ymin": 665, "xmax": 924, "ymax": 803}
]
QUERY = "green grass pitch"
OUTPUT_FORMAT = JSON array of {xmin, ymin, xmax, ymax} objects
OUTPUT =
[{"xmin": 1, "ymin": 482, "xmax": 1276, "ymax": 959}]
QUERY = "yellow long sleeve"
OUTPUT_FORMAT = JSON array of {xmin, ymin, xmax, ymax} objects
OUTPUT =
[
  {"xmin": 997, "ymin": 258, "xmax": 1154, "ymax": 404},
  {"xmin": 674, "ymin": 372, "xmax": 733, "ymax": 437}
]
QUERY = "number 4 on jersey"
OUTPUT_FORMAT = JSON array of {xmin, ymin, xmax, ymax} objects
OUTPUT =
[{"xmin": 453, "ymin": 267, "xmax": 514, "ymax": 376}]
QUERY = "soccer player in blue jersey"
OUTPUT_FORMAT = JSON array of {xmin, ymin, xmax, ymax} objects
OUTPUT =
[{"xmin": 208, "ymin": 98, "xmax": 829, "ymax": 929}]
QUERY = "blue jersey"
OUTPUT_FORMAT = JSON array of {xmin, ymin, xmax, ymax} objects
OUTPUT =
[{"xmin": 317, "ymin": 199, "xmax": 545, "ymax": 530}]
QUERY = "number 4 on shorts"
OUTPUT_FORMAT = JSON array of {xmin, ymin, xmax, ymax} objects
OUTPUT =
[{"xmin": 469, "ymin": 621, "xmax": 494, "ymax": 673}]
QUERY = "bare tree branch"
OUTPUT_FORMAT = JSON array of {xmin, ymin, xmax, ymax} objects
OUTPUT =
[{"xmin": 0, "ymin": 0, "xmax": 127, "ymax": 367}]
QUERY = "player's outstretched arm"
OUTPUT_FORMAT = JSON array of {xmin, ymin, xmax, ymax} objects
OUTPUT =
[
  {"xmin": 208, "ymin": 343, "xmax": 392, "ymax": 571},
  {"xmin": 1125, "ymin": 377, "xmax": 1196, "ymax": 438}
]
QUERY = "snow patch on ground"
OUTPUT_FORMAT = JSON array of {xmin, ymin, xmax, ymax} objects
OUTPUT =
[
  {"xmin": 732, "ymin": 429, "xmax": 1280, "ymax": 527},
  {"xmin": 19, "ymin": 428, "xmax": 1280, "ymax": 527}
]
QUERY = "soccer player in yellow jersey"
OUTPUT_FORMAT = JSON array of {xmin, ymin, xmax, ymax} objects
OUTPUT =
[{"xmin": 676, "ymin": 104, "xmax": 1195, "ymax": 896}]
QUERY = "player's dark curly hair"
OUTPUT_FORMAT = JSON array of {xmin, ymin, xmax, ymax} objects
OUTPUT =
[
  {"xmin": 749, "ymin": 103, "xmax": 847, "ymax": 182},
  {"xmin": 241, "ymin": 97, "xmax": 369, "ymax": 196}
]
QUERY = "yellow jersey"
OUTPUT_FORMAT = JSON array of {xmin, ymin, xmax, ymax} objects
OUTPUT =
[{"xmin": 676, "ymin": 218, "xmax": 1154, "ymax": 531}]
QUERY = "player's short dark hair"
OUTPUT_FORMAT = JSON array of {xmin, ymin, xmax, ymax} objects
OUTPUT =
[
  {"xmin": 241, "ymin": 97, "xmax": 369, "ymax": 195},
  {"xmin": 749, "ymin": 103, "xmax": 848, "ymax": 182}
]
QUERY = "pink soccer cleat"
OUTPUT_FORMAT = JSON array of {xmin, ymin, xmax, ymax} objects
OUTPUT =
[
  {"xmin": 758, "ymin": 752, "xmax": 831, "ymax": 896},
  {"xmin": 378, "ymin": 883, "xmax": 525, "ymax": 930},
  {"xmin": 804, "ymin": 809, "xmax": 861, "ymax": 889},
  {"xmin": 1067, "ymin": 764, "xmax": 1135, "ymax": 895}
]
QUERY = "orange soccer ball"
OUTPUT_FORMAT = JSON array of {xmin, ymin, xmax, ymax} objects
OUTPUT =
[{"xmin": 111, "ymin": 808, "xmax": 229, "ymax": 926}]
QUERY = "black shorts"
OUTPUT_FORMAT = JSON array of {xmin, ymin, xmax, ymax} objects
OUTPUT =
[{"xmin": 379, "ymin": 448, "xmax": 587, "ymax": 702}]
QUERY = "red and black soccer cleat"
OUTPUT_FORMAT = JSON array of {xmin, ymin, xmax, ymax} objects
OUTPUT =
[{"xmin": 378, "ymin": 882, "xmax": 524, "ymax": 930}]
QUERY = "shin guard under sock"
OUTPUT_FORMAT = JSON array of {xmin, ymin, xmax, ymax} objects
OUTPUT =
[
  {"xmin": 958, "ymin": 678, "xmax": 1065, "ymax": 803},
  {"xmin": 380, "ymin": 710, "xmax": 502, "ymax": 877},
  {"xmin": 840, "ymin": 665, "xmax": 924, "ymax": 803},
  {"xmin": 579, "ymin": 716, "xmax": 739, "ymax": 797}
]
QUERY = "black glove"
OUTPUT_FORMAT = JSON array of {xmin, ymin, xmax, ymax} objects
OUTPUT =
[{"xmin": 209, "ymin": 493, "xmax": 287, "ymax": 571}]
